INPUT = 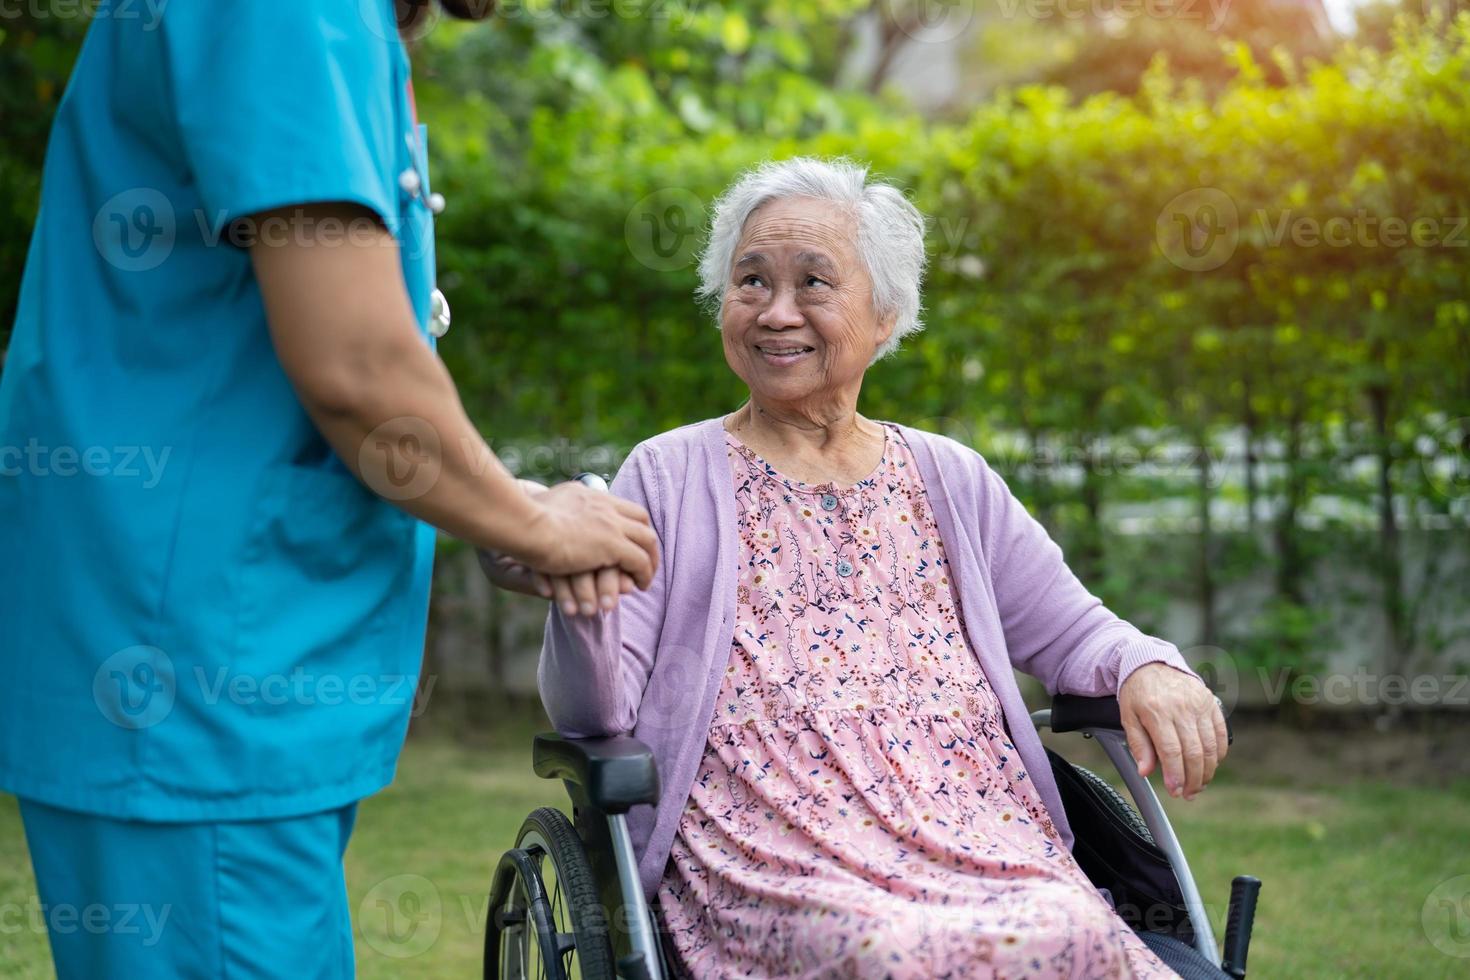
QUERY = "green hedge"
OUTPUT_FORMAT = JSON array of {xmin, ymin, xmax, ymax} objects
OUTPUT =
[{"xmin": 416, "ymin": 15, "xmax": 1470, "ymax": 679}]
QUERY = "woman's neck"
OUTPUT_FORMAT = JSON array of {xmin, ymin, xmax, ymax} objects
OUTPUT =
[{"xmin": 725, "ymin": 399, "xmax": 885, "ymax": 488}]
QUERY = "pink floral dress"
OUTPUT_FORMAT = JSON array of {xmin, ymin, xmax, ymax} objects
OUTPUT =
[{"xmin": 654, "ymin": 424, "xmax": 1174, "ymax": 979}]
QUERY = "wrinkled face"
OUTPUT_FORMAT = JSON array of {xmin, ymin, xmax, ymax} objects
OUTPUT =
[{"xmin": 720, "ymin": 197, "xmax": 893, "ymax": 411}]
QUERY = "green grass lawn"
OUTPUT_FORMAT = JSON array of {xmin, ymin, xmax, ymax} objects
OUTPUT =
[{"xmin": 2, "ymin": 711, "xmax": 1467, "ymax": 978}]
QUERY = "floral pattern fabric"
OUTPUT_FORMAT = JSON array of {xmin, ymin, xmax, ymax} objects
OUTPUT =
[{"xmin": 654, "ymin": 424, "xmax": 1174, "ymax": 979}]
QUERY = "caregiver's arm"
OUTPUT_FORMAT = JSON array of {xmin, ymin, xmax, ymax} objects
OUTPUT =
[
  {"xmin": 971, "ymin": 451, "xmax": 1227, "ymax": 800},
  {"xmin": 250, "ymin": 203, "xmax": 658, "ymax": 589}
]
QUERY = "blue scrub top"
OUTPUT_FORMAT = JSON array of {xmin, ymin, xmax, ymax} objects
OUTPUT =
[{"xmin": 0, "ymin": 1, "xmax": 440, "ymax": 821}]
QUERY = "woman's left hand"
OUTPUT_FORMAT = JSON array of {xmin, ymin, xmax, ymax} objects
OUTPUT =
[{"xmin": 1118, "ymin": 663, "xmax": 1228, "ymax": 801}]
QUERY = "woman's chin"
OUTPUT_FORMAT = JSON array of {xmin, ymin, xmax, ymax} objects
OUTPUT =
[{"xmin": 747, "ymin": 376, "xmax": 822, "ymax": 407}]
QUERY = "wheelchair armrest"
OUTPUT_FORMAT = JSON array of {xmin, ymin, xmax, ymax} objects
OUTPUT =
[
  {"xmin": 1049, "ymin": 694, "xmax": 1232, "ymax": 744},
  {"xmin": 1050, "ymin": 694, "xmax": 1125, "ymax": 734},
  {"xmin": 532, "ymin": 732, "xmax": 661, "ymax": 815}
]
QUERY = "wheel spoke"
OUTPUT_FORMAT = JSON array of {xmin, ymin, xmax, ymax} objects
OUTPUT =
[{"xmin": 493, "ymin": 811, "xmax": 608, "ymax": 980}]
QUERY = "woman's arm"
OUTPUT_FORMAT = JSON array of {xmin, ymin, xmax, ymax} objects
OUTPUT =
[
  {"xmin": 972, "ymin": 451, "xmax": 1227, "ymax": 799},
  {"xmin": 536, "ymin": 443, "xmax": 670, "ymax": 737},
  {"xmin": 972, "ymin": 451, "xmax": 1192, "ymax": 694}
]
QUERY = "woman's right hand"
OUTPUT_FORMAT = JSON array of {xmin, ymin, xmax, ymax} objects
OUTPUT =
[{"xmin": 512, "ymin": 480, "xmax": 660, "ymax": 594}]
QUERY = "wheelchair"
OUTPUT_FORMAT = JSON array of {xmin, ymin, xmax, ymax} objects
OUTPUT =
[{"xmin": 483, "ymin": 693, "xmax": 1261, "ymax": 980}]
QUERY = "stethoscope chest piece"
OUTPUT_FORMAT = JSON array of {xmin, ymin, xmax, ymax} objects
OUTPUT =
[
  {"xmin": 399, "ymin": 167, "xmax": 446, "ymax": 214},
  {"xmin": 429, "ymin": 288, "xmax": 451, "ymax": 338}
]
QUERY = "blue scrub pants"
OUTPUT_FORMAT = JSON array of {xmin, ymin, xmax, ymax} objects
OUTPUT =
[{"xmin": 18, "ymin": 798, "xmax": 358, "ymax": 979}]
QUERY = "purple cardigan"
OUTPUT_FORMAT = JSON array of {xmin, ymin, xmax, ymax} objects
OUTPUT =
[{"xmin": 539, "ymin": 417, "xmax": 1197, "ymax": 899}]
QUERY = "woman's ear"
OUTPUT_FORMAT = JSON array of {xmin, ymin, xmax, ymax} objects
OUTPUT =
[{"xmin": 874, "ymin": 311, "xmax": 897, "ymax": 356}]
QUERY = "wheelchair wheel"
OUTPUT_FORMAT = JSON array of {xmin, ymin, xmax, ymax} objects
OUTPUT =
[
  {"xmin": 1071, "ymin": 764, "xmax": 1155, "ymax": 844},
  {"xmin": 487, "ymin": 806, "xmax": 616, "ymax": 980}
]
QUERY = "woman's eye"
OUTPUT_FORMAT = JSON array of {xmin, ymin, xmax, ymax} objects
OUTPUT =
[
  {"xmin": 805, "ymin": 276, "xmax": 829, "ymax": 288},
  {"xmin": 741, "ymin": 275, "xmax": 764, "ymax": 288}
]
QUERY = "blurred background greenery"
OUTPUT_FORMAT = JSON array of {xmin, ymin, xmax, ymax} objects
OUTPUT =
[
  {"xmin": 9, "ymin": 1, "xmax": 1467, "ymax": 692},
  {"xmin": 2, "ymin": 1, "xmax": 1469, "ymax": 976}
]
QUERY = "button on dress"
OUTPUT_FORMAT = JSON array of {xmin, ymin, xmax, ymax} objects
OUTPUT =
[{"xmin": 655, "ymin": 425, "xmax": 1173, "ymax": 979}]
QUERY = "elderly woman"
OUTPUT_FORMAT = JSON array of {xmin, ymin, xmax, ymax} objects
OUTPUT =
[{"xmin": 497, "ymin": 158, "xmax": 1228, "ymax": 978}]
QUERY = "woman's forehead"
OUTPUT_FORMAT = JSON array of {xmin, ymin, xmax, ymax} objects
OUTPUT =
[{"xmin": 736, "ymin": 198, "xmax": 859, "ymax": 258}]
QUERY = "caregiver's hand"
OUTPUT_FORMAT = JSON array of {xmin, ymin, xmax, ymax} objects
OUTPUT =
[
  {"xmin": 1118, "ymin": 663, "xmax": 1228, "ymax": 801},
  {"xmin": 482, "ymin": 480, "xmax": 640, "ymax": 613},
  {"xmin": 524, "ymin": 481, "xmax": 657, "ymax": 592},
  {"xmin": 251, "ymin": 203, "xmax": 659, "ymax": 591}
]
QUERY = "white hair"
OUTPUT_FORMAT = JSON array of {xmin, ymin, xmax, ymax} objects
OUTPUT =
[{"xmin": 696, "ymin": 157, "xmax": 928, "ymax": 361}]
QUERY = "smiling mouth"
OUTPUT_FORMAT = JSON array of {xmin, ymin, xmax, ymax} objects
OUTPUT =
[{"xmin": 755, "ymin": 344, "xmax": 815, "ymax": 360}]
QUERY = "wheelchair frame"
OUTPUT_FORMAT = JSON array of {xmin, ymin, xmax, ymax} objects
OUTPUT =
[
  {"xmin": 1031, "ymin": 699, "xmax": 1218, "ymax": 963},
  {"xmin": 486, "ymin": 693, "xmax": 1260, "ymax": 980}
]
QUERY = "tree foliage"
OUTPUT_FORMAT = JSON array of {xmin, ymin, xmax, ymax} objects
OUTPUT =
[{"xmin": 2, "ymin": 5, "xmax": 1467, "ymax": 687}]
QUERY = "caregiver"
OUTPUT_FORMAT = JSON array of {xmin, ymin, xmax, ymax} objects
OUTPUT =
[{"xmin": 0, "ymin": 2, "xmax": 657, "ymax": 977}]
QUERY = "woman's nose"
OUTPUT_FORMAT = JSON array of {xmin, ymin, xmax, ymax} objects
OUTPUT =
[{"xmin": 757, "ymin": 288, "xmax": 803, "ymax": 329}]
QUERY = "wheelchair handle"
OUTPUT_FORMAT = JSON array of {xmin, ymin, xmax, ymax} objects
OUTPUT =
[
  {"xmin": 1050, "ymin": 693, "xmax": 1233, "ymax": 745},
  {"xmin": 1221, "ymin": 874, "xmax": 1261, "ymax": 978}
]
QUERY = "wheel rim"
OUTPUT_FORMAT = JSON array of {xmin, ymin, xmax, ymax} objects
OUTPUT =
[
  {"xmin": 500, "ymin": 829, "xmax": 582, "ymax": 980},
  {"xmin": 498, "ymin": 872, "xmax": 530, "ymax": 980}
]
